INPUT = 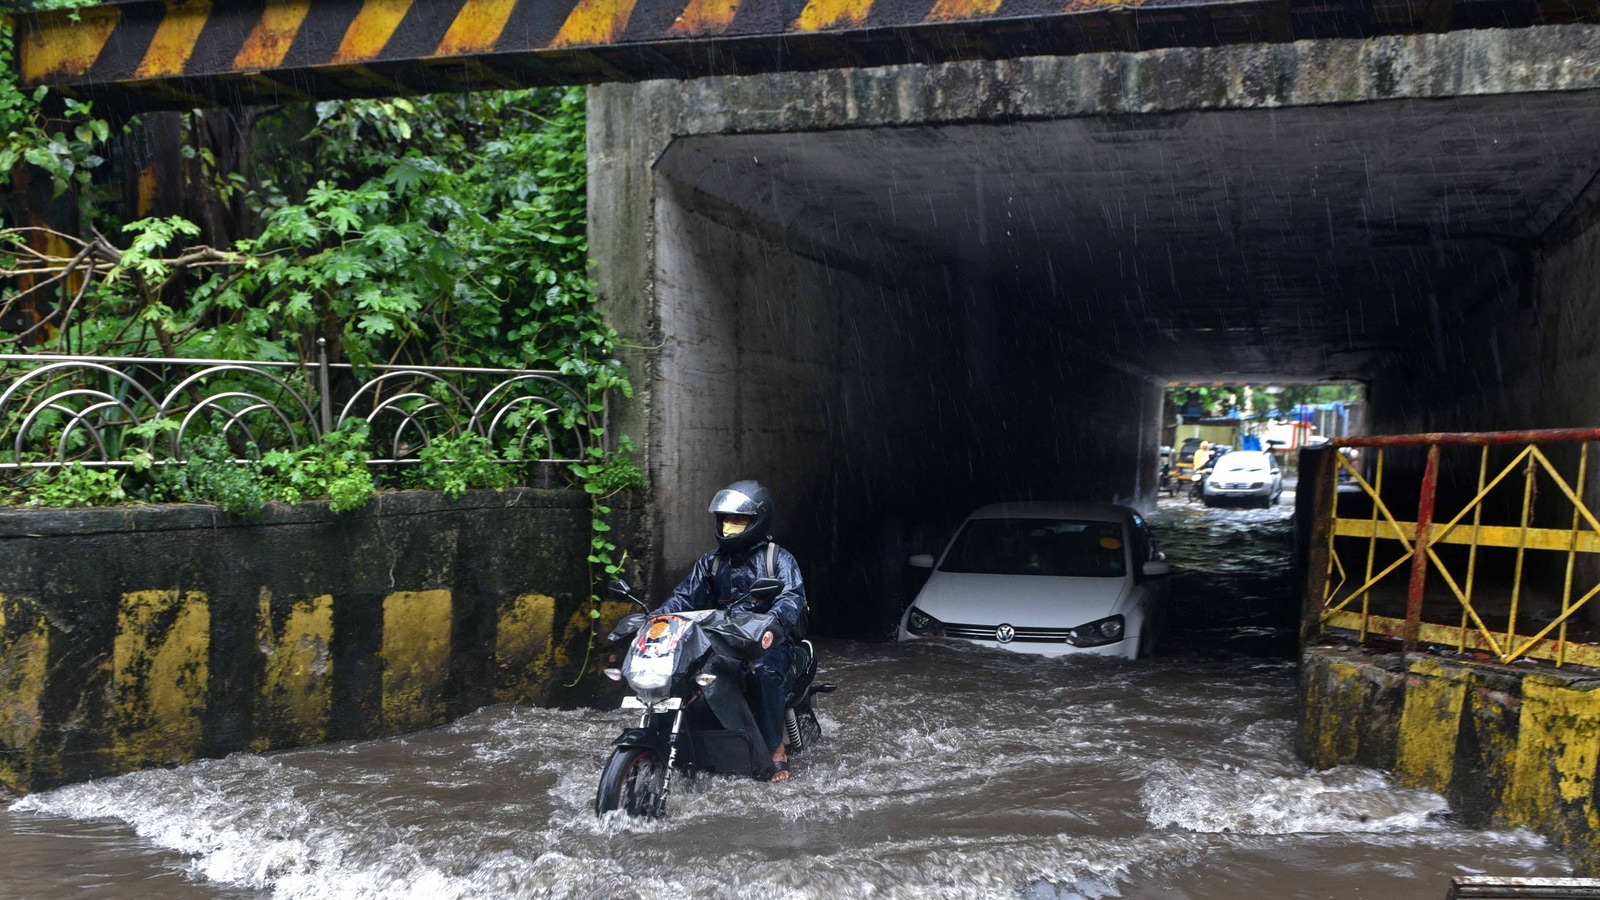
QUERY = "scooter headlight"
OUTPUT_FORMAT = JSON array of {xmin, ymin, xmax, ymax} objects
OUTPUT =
[{"xmin": 623, "ymin": 653, "xmax": 673, "ymax": 692}]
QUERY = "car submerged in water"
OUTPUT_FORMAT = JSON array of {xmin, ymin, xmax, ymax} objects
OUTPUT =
[
  {"xmin": 897, "ymin": 502, "xmax": 1170, "ymax": 659},
  {"xmin": 1201, "ymin": 449, "xmax": 1283, "ymax": 508}
]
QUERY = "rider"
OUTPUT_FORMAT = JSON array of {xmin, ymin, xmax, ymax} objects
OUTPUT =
[{"xmin": 650, "ymin": 480, "xmax": 807, "ymax": 782}]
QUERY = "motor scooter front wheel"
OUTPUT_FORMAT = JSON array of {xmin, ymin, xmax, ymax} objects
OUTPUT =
[{"xmin": 595, "ymin": 746, "xmax": 668, "ymax": 817}]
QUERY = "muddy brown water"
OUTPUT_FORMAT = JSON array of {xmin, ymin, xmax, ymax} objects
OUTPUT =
[{"xmin": 1, "ymin": 500, "xmax": 1574, "ymax": 898}]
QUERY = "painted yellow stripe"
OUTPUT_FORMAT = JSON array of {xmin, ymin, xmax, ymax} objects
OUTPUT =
[
  {"xmin": 381, "ymin": 590, "xmax": 452, "ymax": 730},
  {"xmin": 926, "ymin": 0, "xmax": 1003, "ymax": 21},
  {"xmin": 135, "ymin": 0, "xmax": 214, "ymax": 78},
  {"xmin": 1333, "ymin": 517, "xmax": 1600, "ymax": 553},
  {"xmin": 333, "ymin": 0, "xmax": 415, "ymax": 64},
  {"xmin": 793, "ymin": 0, "xmax": 873, "ymax": 31},
  {"xmin": 18, "ymin": 6, "xmax": 121, "ymax": 81},
  {"xmin": 494, "ymin": 592, "xmax": 555, "ymax": 702},
  {"xmin": 549, "ymin": 0, "xmax": 639, "ymax": 48},
  {"xmin": 1394, "ymin": 657, "xmax": 1466, "ymax": 793},
  {"xmin": 259, "ymin": 593, "xmax": 333, "ymax": 750},
  {"xmin": 234, "ymin": 0, "xmax": 313, "ymax": 71},
  {"xmin": 0, "ymin": 595, "xmax": 49, "ymax": 792},
  {"xmin": 114, "ymin": 591, "xmax": 209, "ymax": 769},
  {"xmin": 1322, "ymin": 610, "xmax": 1600, "ymax": 668},
  {"xmin": 668, "ymin": 0, "xmax": 743, "ymax": 35},
  {"xmin": 436, "ymin": 0, "xmax": 519, "ymax": 55}
]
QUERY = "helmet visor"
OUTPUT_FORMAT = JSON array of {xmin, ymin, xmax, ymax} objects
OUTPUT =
[{"xmin": 708, "ymin": 489, "xmax": 759, "ymax": 516}]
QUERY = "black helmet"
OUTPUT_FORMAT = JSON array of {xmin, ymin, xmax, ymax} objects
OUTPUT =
[{"xmin": 708, "ymin": 480, "xmax": 773, "ymax": 554}]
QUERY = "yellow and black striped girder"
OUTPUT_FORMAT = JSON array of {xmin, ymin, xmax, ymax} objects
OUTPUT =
[{"xmin": 10, "ymin": 0, "xmax": 1594, "ymax": 111}]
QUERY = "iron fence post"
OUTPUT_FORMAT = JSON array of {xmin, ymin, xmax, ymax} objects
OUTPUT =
[
  {"xmin": 1298, "ymin": 445, "xmax": 1336, "ymax": 652},
  {"xmin": 317, "ymin": 338, "xmax": 332, "ymax": 435}
]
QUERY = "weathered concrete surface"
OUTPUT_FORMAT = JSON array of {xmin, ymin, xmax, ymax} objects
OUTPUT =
[
  {"xmin": 590, "ymin": 24, "xmax": 1600, "ymax": 635},
  {"xmin": 1303, "ymin": 645, "xmax": 1600, "ymax": 873},
  {"xmin": 0, "ymin": 489, "xmax": 600, "ymax": 792}
]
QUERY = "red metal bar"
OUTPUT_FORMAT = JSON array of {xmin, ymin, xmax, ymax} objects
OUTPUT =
[
  {"xmin": 1333, "ymin": 428, "xmax": 1600, "ymax": 448},
  {"xmin": 1403, "ymin": 444, "xmax": 1441, "ymax": 651}
]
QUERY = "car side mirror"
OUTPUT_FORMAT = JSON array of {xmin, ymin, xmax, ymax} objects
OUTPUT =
[
  {"xmin": 908, "ymin": 554, "xmax": 935, "ymax": 569},
  {"xmin": 748, "ymin": 577, "xmax": 784, "ymax": 603},
  {"xmin": 1142, "ymin": 560, "xmax": 1171, "ymax": 578}
]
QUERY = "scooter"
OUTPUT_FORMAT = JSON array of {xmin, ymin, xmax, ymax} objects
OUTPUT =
[{"xmin": 594, "ymin": 577, "xmax": 832, "ymax": 817}]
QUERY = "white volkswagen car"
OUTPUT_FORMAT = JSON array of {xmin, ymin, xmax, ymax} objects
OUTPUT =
[{"xmin": 897, "ymin": 502, "xmax": 1170, "ymax": 659}]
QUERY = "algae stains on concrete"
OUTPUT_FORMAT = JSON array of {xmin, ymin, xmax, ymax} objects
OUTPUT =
[
  {"xmin": 258, "ymin": 591, "xmax": 333, "ymax": 750},
  {"xmin": 1396, "ymin": 657, "xmax": 1468, "ymax": 793},
  {"xmin": 1300, "ymin": 655, "xmax": 1402, "ymax": 771},
  {"xmin": 113, "ymin": 590, "xmax": 209, "ymax": 770},
  {"xmin": 1303, "ymin": 647, "xmax": 1600, "ymax": 874},
  {"xmin": 495, "ymin": 592, "xmax": 555, "ymax": 703},
  {"xmin": 0, "ymin": 594, "xmax": 48, "ymax": 791},
  {"xmin": 381, "ymin": 590, "xmax": 452, "ymax": 731},
  {"xmin": 1507, "ymin": 675, "xmax": 1600, "ymax": 865}
]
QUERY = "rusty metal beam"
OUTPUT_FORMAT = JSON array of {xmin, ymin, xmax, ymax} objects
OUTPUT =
[{"xmin": 9, "ymin": 0, "xmax": 1593, "ymax": 112}]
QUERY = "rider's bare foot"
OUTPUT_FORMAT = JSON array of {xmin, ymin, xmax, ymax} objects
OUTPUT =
[{"xmin": 770, "ymin": 746, "xmax": 790, "ymax": 782}]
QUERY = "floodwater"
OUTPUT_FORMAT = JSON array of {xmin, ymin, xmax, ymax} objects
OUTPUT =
[{"xmin": 2, "ymin": 497, "xmax": 1574, "ymax": 899}]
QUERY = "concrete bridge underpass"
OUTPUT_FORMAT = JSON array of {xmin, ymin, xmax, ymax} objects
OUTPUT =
[{"xmin": 15, "ymin": 2, "xmax": 1600, "ymax": 642}]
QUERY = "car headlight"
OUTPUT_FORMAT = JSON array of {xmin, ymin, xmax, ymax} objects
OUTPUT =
[
  {"xmin": 905, "ymin": 606, "xmax": 944, "ymax": 636},
  {"xmin": 1068, "ymin": 614, "xmax": 1125, "ymax": 647}
]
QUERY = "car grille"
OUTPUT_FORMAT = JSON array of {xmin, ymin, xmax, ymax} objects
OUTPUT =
[{"xmin": 942, "ymin": 622, "xmax": 1075, "ymax": 643}]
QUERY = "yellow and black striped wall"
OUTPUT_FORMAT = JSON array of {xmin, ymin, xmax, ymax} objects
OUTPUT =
[
  {"xmin": 0, "ymin": 488, "xmax": 631, "ymax": 792},
  {"xmin": 1302, "ymin": 645, "xmax": 1600, "ymax": 875}
]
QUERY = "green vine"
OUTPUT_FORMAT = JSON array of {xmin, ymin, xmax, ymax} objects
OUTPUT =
[{"xmin": 564, "ymin": 435, "xmax": 643, "ymax": 687}]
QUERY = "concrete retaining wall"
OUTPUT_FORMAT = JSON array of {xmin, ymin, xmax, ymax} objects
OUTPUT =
[
  {"xmin": 1302, "ymin": 645, "xmax": 1600, "ymax": 872},
  {"xmin": 0, "ymin": 488, "xmax": 608, "ymax": 792}
]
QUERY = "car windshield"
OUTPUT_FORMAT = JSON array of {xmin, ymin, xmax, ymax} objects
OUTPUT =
[
  {"xmin": 938, "ymin": 518, "xmax": 1127, "ymax": 578},
  {"xmin": 1216, "ymin": 453, "xmax": 1270, "ymax": 474}
]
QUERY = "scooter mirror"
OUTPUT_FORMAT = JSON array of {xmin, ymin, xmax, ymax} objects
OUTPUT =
[
  {"xmin": 607, "ymin": 579, "xmax": 633, "ymax": 599},
  {"xmin": 748, "ymin": 577, "xmax": 783, "ymax": 603}
]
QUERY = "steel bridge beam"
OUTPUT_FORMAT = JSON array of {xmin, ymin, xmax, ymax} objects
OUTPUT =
[{"xmin": 11, "ymin": 0, "xmax": 1596, "ymax": 112}]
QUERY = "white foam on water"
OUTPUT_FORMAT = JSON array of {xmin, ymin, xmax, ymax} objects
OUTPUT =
[{"xmin": 1140, "ymin": 759, "xmax": 1452, "ymax": 835}]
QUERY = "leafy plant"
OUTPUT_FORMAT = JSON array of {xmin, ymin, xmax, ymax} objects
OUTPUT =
[
  {"xmin": 26, "ymin": 463, "xmax": 124, "ymax": 507},
  {"xmin": 260, "ymin": 424, "xmax": 375, "ymax": 513},
  {"xmin": 405, "ymin": 432, "xmax": 516, "ymax": 498},
  {"xmin": 174, "ymin": 431, "xmax": 265, "ymax": 515}
]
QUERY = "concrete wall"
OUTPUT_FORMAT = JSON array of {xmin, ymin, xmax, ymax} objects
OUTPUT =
[
  {"xmin": 0, "ymin": 489, "xmax": 604, "ymax": 792},
  {"xmin": 590, "ymin": 76, "xmax": 1168, "ymax": 637},
  {"xmin": 1302, "ymin": 646, "xmax": 1600, "ymax": 873}
]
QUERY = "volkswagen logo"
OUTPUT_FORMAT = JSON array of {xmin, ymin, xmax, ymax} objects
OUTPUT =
[{"xmin": 995, "ymin": 623, "xmax": 1015, "ymax": 643}]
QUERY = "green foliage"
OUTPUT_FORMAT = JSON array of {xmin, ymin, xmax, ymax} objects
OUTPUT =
[
  {"xmin": 1, "ymin": 0, "xmax": 112, "ymax": 217},
  {"xmin": 26, "ymin": 462, "xmax": 124, "ymax": 507},
  {"xmin": 406, "ymin": 432, "xmax": 516, "ymax": 498},
  {"xmin": 260, "ymin": 425, "xmax": 375, "ymax": 513},
  {"xmin": 173, "ymin": 431, "xmax": 265, "ymax": 515}
]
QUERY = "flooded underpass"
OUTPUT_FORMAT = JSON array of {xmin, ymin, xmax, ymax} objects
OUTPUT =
[{"xmin": 1, "ymin": 500, "xmax": 1577, "ymax": 899}]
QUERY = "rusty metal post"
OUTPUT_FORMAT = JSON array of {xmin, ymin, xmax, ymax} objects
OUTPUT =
[
  {"xmin": 1298, "ymin": 445, "xmax": 1337, "ymax": 652},
  {"xmin": 1403, "ymin": 444, "xmax": 1442, "ymax": 651}
]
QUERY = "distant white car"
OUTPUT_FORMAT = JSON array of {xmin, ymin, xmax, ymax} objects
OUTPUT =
[
  {"xmin": 1202, "ymin": 450, "xmax": 1283, "ymax": 508},
  {"xmin": 897, "ymin": 502, "xmax": 1170, "ymax": 659}
]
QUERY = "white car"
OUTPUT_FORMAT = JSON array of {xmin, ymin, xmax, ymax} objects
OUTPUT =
[
  {"xmin": 897, "ymin": 502, "xmax": 1170, "ymax": 659},
  {"xmin": 1202, "ymin": 450, "xmax": 1283, "ymax": 508}
]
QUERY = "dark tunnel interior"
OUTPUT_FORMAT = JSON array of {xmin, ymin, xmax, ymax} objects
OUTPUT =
[{"xmin": 643, "ymin": 90, "xmax": 1600, "ymax": 639}]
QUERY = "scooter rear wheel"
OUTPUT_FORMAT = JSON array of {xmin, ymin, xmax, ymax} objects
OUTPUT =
[{"xmin": 595, "ymin": 746, "xmax": 667, "ymax": 817}]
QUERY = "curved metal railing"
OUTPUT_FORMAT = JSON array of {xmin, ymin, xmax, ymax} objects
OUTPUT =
[{"xmin": 0, "ymin": 341, "xmax": 598, "ymax": 471}]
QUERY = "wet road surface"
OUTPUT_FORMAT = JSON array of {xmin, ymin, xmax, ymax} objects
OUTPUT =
[{"xmin": 2, "ymin": 499, "xmax": 1575, "ymax": 898}]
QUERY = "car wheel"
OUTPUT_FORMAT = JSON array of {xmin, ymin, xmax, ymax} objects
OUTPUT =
[{"xmin": 1202, "ymin": 496, "xmax": 1216, "ymax": 508}]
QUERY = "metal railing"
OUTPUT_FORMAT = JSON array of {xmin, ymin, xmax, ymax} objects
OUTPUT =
[
  {"xmin": 1310, "ymin": 428, "xmax": 1600, "ymax": 668},
  {"xmin": 0, "ymin": 340, "xmax": 598, "ymax": 472}
]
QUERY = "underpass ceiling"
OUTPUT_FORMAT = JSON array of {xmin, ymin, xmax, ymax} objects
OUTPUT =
[{"xmin": 657, "ymin": 90, "xmax": 1600, "ymax": 382}]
